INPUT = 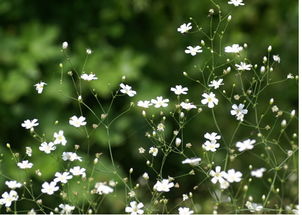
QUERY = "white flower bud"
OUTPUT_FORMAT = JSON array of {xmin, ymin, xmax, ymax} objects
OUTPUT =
[
  {"xmin": 142, "ymin": 172, "xmax": 149, "ymax": 180},
  {"xmin": 268, "ymin": 45, "xmax": 272, "ymax": 52},
  {"xmin": 269, "ymin": 98, "xmax": 274, "ymax": 104},
  {"xmin": 290, "ymin": 110, "xmax": 295, "ymax": 117},
  {"xmin": 263, "ymin": 56, "xmax": 268, "ymax": 63},
  {"xmin": 86, "ymin": 49, "xmax": 92, "ymax": 55},
  {"xmin": 281, "ymin": 120, "xmax": 287, "ymax": 127},
  {"xmin": 62, "ymin": 41, "xmax": 68, "ymax": 49},
  {"xmin": 175, "ymin": 138, "xmax": 182, "ymax": 147},
  {"xmin": 260, "ymin": 66, "xmax": 266, "ymax": 73},
  {"xmin": 227, "ymin": 15, "xmax": 232, "ymax": 21}
]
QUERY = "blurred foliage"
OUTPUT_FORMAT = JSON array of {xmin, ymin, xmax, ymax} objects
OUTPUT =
[{"xmin": 0, "ymin": 0, "xmax": 298, "ymax": 213}]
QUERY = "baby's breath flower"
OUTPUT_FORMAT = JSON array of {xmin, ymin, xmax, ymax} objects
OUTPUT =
[
  {"xmin": 273, "ymin": 55, "xmax": 281, "ymax": 63},
  {"xmin": 26, "ymin": 147, "xmax": 32, "ymax": 157},
  {"xmin": 209, "ymin": 79, "xmax": 224, "ymax": 89},
  {"xmin": 185, "ymin": 46, "xmax": 202, "ymax": 56},
  {"xmin": 177, "ymin": 23, "xmax": 192, "ymax": 34},
  {"xmin": 235, "ymin": 139, "xmax": 256, "ymax": 152},
  {"xmin": 235, "ymin": 62, "xmax": 252, "ymax": 71},
  {"xmin": 21, "ymin": 119, "xmax": 39, "ymax": 130},
  {"xmin": 251, "ymin": 168, "xmax": 266, "ymax": 178},
  {"xmin": 81, "ymin": 73, "xmax": 98, "ymax": 81},
  {"xmin": 201, "ymin": 92, "xmax": 218, "ymax": 108},
  {"xmin": 34, "ymin": 82, "xmax": 47, "ymax": 94},
  {"xmin": 120, "ymin": 83, "xmax": 136, "ymax": 97},
  {"xmin": 228, "ymin": 0, "xmax": 245, "ymax": 7},
  {"xmin": 5, "ymin": 180, "xmax": 22, "ymax": 189},
  {"xmin": 171, "ymin": 85, "xmax": 188, "ymax": 95},
  {"xmin": 39, "ymin": 142, "xmax": 56, "ymax": 154},
  {"xmin": 178, "ymin": 207, "xmax": 194, "ymax": 215},
  {"xmin": 0, "ymin": 190, "xmax": 18, "ymax": 207},
  {"xmin": 41, "ymin": 182, "xmax": 59, "ymax": 195},
  {"xmin": 94, "ymin": 182, "xmax": 113, "ymax": 195},
  {"xmin": 69, "ymin": 116, "xmax": 87, "ymax": 127},
  {"xmin": 59, "ymin": 204, "xmax": 75, "ymax": 214},
  {"xmin": 149, "ymin": 147, "xmax": 158, "ymax": 156},
  {"xmin": 180, "ymin": 102, "xmax": 196, "ymax": 110},
  {"xmin": 151, "ymin": 96, "xmax": 169, "ymax": 108},
  {"xmin": 125, "ymin": 201, "xmax": 144, "ymax": 215},
  {"xmin": 137, "ymin": 100, "xmax": 152, "ymax": 108},
  {"xmin": 17, "ymin": 160, "xmax": 33, "ymax": 169},
  {"xmin": 153, "ymin": 179, "xmax": 174, "ymax": 192},
  {"xmin": 224, "ymin": 44, "xmax": 243, "ymax": 53},
  {"xmin": 182, "ymin": 158, "xmax": 201, "ymax": 166}
]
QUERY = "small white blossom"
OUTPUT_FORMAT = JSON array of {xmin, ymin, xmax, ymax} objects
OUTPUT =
[
  {"xmin": 39, "ymin": 142, "xmax": 56, "ymax": 154},
  {"xmin": 81, "ymin": 73, "xmax": 98, "ymax": 81},
  {"xmin": 287, "ymin": 73, "xmax": 294, "ymax": 79},
  {"xmin": 21, "ymin": 119, "xmax": 39, "ymax": 130},
  {"xmin": 54, "ymin": 172, "xmax": 73, "ymax": 184},
  {"xmin": 137, "ymin": 100, "xmax": 152, "ymax": 108},
  {"xmin": 70, "ymin": 166, "xmax": 86, "ymax": 177},
  {"xmin": 26, "ymin": 147, "xmax": 32, "ymax": 157},
  {"xmin": 69, "ymin": 116, "xmax": 87, "ymax": 127},
  {"xmin": 271, "ymin": 105, "xmax": 279, "ymax": 112},
  {"xmin": 177, "ymin": 23, "xmax": 192, "ymax": 34},
  {"xmin": 225, "ymin": 44, "xmax": 243, "ymax": 53},
  {"xmin": 153, "ymin": 179, "xmax": 174, "ymax": 192},
  {"xmin": 41, "ymin": 181, "xmax": 59, "ymax": 195},
  {"xmin": 204, "ymin": 132, "xmax": 221, "ymax": 142},
  {"xmin": 62, "ymin": 152, "xmax": 82, "ymax": 162},
  {"xmin": 149, "ymin": 147, "xmax": 158, "ymax": 157},
  {"xmin": 0, "ymin": 190, "xmax": 19, "ymax": 207},
  {"xmin": 251, "ymin": 168, "xmax": 266, "ymax": 178},
  {"xmin": 171, "ymin": 85, "xmax": 188, "ymax": 95},
  {"xmin": 125, "ymin": 201, "xmax": 144, "ymax": 215},
  {"xmin": 228, "ymin": 0, "xmax": 245, "ymax": 7},
  {"xmin": 54, "ymin": 130, "xmax": 67, "ymax": 146},
  {"xmin": 86, "ymin": 48, "xmax": 92, "ymax": 55},
  {"xmin": 201, "ymin": 92, "xmax": 218, "ymax": 108},
  {"xmin": 209, "ymin": 79, "xmax": 224, "ymax": 89},
  {"xmin": 120, "ymin": 83, "xmax": 136, "ymax": 97},
  {"xmin": 180, "ymin": 102, "xmax": 196, "ymax": 110},
  {"xmin": 5, "ymin": 181, "xmax": 22, "ymax": 189},
  {"xmin": 231, "ymin": 104, "xmax": 248, "ymax": 121},
  {"xmin": 62, "ymin": 41, "xmax": 68, "ymax": 49},
  {"xmin": 224, "ymin": 169, "xmax": 242, "ymax": 183},
  {"xmin": 185, "ymin": 46, "xmax": 202, "ymax": 56},
  {"xmin": 182, "ymin": 158, "xmax": 201, "ymax": 166},
  {"xmin": 236, "ymin": 139, "xmax": 256, "ymax": 152},
  {"xmin": 151, "ymin": 96, "xmax": 169, "ymax": 108},
  {"xmin": 203, "ymin": 140, "xmax": 220, "ymax": 152},
  {"xmin": 142, "ymin": 172, "xmax": 149, "ymax": 180},
  {"xmin": 245, "ymin": 201, "xmax": 263, "ymax": 213},
  {"xmin": 34, "ymin": 82, "xmax": 47, "ymax": 94},
  {"xmin": 235, "ymin": 62, "xmax": 252, "ymax": 71},
  {"xmin": 273, "ymin": 55, "xmax": 280, "ymax": 63},
  {"xmin": 59, "ymin": 204, "xmax": 75, "ymax": 214},
  {"xmin": 210, "ymin": 166, "xmax": 226, "ymax": 184},
  {"xmin": 178, "ymin": 207, "xmax": 194, "ymax": 215},
  {"xmin": 95, "ymin": 182, "xmax": 114, "ymax": 195},
  {"xmin": 17, "ymin": 160, "xmax": 33, "ymax": 169}
]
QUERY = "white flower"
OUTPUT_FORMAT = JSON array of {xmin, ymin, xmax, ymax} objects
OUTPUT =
[
  {"xmin": 120, "ymin": 83, "xmax": 136, "ymax": 97},
  {"xmin": 235, "ymin": 62, "xmax": 252, "ymax": 71},
  {"xmin": 171, "ymin": 85, "xmax": 188, "ymax": 95},
  {"xmin": 273, "ymin": 55, "xmax": 280, "ymax": 63},
  {"xmin": 271, "ymin": 105, "xmax": 279, "ymax": 112},
  {"xmin": 219, "ymin": 179, "xmax": 230, "ymax": 189},
  {"xmin": 204, "ymin": 132, "xmax": 221, "ymax": 142},
  {"xmin": 182, "ymin": 158, "xmax": 201, "ymax": 166},
  {"xmin": 151, "ymin": 96, "xmax": 169, "ymax": 108},
  {"xmin": 17, "ymin": 160, "xmax": 33, "ymax": 169},
  {"xmin": 54, "ymin": 130, "xmax": 67, "ymax": 146},
  {"xmin": 210, "ymin": 166, "xmax": 226, "ymax": 184},
  {"xmin": 201, "ymin": 92, "xmax": 218, "ymax": 108},
  {"xmin": 41, "ymin": 181, "xmax": 59, "ymax": 195},
  {"xmin": 224, "ymin": 169, "xmax": 242, "ymax": 183},
  {"xmin": 209, "ymin": 79, "xmax": 224, "ymax": 89},
  {"xmin": 177, "ymin": 23, "xmax": 192, "ymax": 34},
  {"xmin": 236, "ymin": 139, "xmax": 256, "ymax": 152},
  {"xmin": 251, "ymin": 168, "xmax": 266, "ymax": 178},
  {"xmin": 137, "ymin": 100, "xmax": 152, "ymax": 108},
  {"xmin": 153, "ymin": 179, "xmax": 174, "ymax": 192},
  {"xmin": 0, "ymin": 190, "xmax": 18, "ymax": 207},
  {"xmin": 21, "ymin": 119, "xmax": 39, "ymax": 130},
  {"xmin": 225, "ymin": 44, "xmax": 243, "ymax": 53},
  {"xmin": 203, "ymin": 141, "xmax": 220, "ymax": 152},
  {"xmin": 62, "ymin": 41, "xmax": 68, "ymax": 49},
  {"xmin": 69, "ymin": 116, "xmax": 87, "ymax": 127},
  {"xmin": 54, "ymin": 172, "xmax": 73, "ymax": 184},
  {"xmin": 81, "ymin": 73, "xmax": 98, "ymax": 81},
  {"xmin": 95, "ymin": 182, "xmax": 114, "ymax": 195},
  {"xmin": 59, "ymin": 204, "xmax": 75, "ymax": 214},
  {"xmin": 228, "ymin": 0, "xmax": 245, "ymax": 7},
  {"xmin": 86, "ymin": 48, "xmax": 92, "ymax": 55},
  {"xmin": 185, "ymin": 46, "xmax": 202, "ymax": 56},
  {"xmin": 287, "ymin": 73, "xmax": 294, "ymax": 79},
  {"xmin": 149, "ymin": 147, "xmax": 158, "ymax": 157},
  {"xmin": 180, "ymin": 102, "xmax": 196, "ymax": 110},
  {"xmin": 70, "ymin": 166, "xmax": 86, "ymax": 177},
  {"xmin": 178, "ymin": 207, "xmax": 194, "ymax": 215},
  {"xmin": 62, "ymin": 152, "xmax": 82, "ymax": 162},
  {"xmin": 142, "ymin": 172, "xmax": 149, "ymax": 180},
  {"xmin": 5, "ymin": 181, "xmax": 22, "ymax": 189},
  {"xmin": 26, "ymin": 147, "xmax": 32, "ymax": 157},
  {"xmin": 245, "ymin": 201, "xmax": 263, "ymax": 213},
  {"xmin": 125, "ymin": 201, "xmax": 144, "ymax": 215},
  {"xmin": 230, "ymin": 104, "xmax": 248, "ymax": 121},
  {"xmin": 34, "ymin": 82, "xmax": 47, "ymax": 94},
  {"xmin": 39, "ymin": 142, "xmax": 56, "ymax": 154}
]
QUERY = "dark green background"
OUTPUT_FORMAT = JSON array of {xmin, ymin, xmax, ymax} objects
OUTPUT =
[{"xmin": 0, "ymin": 0, "xmax": 298, "ymax": 213}]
